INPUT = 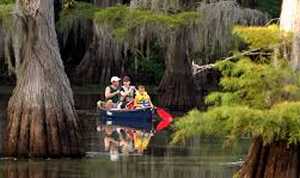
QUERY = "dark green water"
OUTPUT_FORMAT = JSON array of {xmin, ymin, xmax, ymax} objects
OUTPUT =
[{"xmin": 0, "ymin": 86, "xmax": 250, "ymax": 178}]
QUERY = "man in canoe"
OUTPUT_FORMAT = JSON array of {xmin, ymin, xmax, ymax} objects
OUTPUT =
[{"xmin": 105, "ymin": 76, "xmax": 121, "ymax": 107}]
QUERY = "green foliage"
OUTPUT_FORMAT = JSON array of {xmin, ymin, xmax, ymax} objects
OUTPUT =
[
  {"xmin": 233, "ymin": 172, "xmax": 240, "ymax": 178},
  {"xmin": 94, "ymin": 5, "xmax": 199, "ymax": 40},
  {"xmin": 233, "ymin": 25, "xmax": 292, "ymax": 49},
  {"xmin": 0, "ymin": 0, "xmax": 14, "ymax": 5},
  {"xmin": 64, "ymin": 0, "xmax": 75, "ymax": 9},
  {"xmin": 172, "ymin": 57, "xmax": 300, "ymax": 145},
  {"xmin": 214, "ymin": 58, "xmax": 300, "ymax": 109},
  {"xmin": 56, "ymin": 1, "xmax": 97, "ymax": 33},
  {"xmin": 57, "ymin": 2, "xmax": 199, "ymax": 41},
  {"xmin": 256, "ymin": 0, "xmax": 282, "ymax": 18},
  {"xmin": 0, "ymin": 3, "xmax": 13, "ymax": 29},
  {"xmin": 128, "ymin": 41, "xmax": 165, "ymax": 85}
]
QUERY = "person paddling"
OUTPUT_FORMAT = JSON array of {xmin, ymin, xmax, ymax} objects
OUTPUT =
[{"xmin": 105, "ymin": 76, "xmax": 121, "ymax": 107}]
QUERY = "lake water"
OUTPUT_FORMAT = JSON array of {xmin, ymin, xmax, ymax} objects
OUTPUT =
[{"xmin": 0, "ymin": 86, "xmax": 250, "ymax": 178}]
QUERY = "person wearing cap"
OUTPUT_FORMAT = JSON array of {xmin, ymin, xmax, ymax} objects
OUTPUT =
[
  {"xmin": 120, "ymin": 76, "xmax": 136, "ymax": 108},
  {"xmin": 105, "ymin": 76, "xmax": 121, "ymax": 104}
]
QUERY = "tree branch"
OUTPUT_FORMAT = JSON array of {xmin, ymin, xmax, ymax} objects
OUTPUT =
[{"xmin": 192, "ymin": 48, "xmax": 261, "ymax": 75}]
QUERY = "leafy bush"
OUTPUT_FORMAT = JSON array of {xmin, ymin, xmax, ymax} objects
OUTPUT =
[
  {"xmin": 256, "ymin": 0, "xmax": 282, "ymax": 18},
  {"xmin": 0, "ymin": 0, "xmax": 14, "ymax": 5},
  {"xmin": 173, "ymin": 58, "xmax": 300, "ymax": 145},
  {"xmin": 233, "ymin": 25, "xmax": 292, "ymax": 49},
  {"xmin": 127, "ymin": 40, "xmax": 165, "ymax": 85},
  {"xmin": 172, "ymin": 23, "xmax": 300, "ymax": 146}
]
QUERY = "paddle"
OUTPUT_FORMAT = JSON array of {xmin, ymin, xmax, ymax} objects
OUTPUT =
[{"xmin": 155, "ymin": 107, "xmax": 173, "ymax": 132}]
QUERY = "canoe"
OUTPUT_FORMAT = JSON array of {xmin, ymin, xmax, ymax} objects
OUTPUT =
[{"xmin": 99, "ymin": 108, "xmax": 155, "ymax": 131}]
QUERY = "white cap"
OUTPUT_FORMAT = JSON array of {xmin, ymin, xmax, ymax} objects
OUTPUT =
[{"xmin": 111, "ymin": 76, "xmax": 121, "ymax": 83}]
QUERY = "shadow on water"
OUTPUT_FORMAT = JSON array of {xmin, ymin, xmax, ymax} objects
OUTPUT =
[{"xmin": 0, "ymin": 86, "xmax": 250, "ymax": 178}]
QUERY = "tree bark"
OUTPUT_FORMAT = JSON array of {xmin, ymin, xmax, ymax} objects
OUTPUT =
[
  {"xmin": 280, "ymin": 0, "xmax": 298, "ymax": 32},
  {"xmin": 75, "ymin": 26, "xmax": 127, "ymax": 84},
  {"xmin": 4, "ymin": 0, "xmax": 82, "ymax": 157},
  {"xmin": 158, "ymin": 29, "xmax": 196, "ymax": 111},
  {"xmin": 238, "ymin": 137, "xmax": 300, "ymax": 178},
  {"xmin": 292, "ymin": 0, "xmax": 300, "ymax": 69}
]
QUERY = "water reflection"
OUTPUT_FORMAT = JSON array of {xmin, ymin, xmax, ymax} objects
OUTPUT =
[
  {"xmin": 0, "ymin": 87, "xmax": 249, "ymax": 178},
  {"xmin": 0, "ymin": 156, "xmax": 240, "ymax": 178}
]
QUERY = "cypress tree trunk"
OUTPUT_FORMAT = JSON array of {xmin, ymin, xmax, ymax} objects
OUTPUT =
[
  {"xmin": 158, "ymin": 30, "xmax": 196, "ymax": 111},
  {"xmin": 75, "ymin": 31, "xmax": 126, "ymax": 84},
  {"xmin": 238, "ymin": 137, "xmax": 300, "ymax": 178},
  {"xmin": 292, "ymin": 0, "xmax": 300, "ymax": 69},
  {"xmin": 4, "ymin": 0, "xmax": 82, "ymax": 157},
  {"xmin": 280, "ymin": 0, "xmax": 298, "ymax": 32}
]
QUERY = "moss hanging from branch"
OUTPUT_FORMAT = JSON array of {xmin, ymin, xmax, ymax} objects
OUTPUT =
[
  {"xmin": 57, "ymin": 2, "xmax": 199, "ymax": 41},
  {"xmin": 0, "ymin": 3, "xmax": 13, "ymax": 29},
  {"xmin": 0, "ymin": 3, "xmax": 15, "ymax": 77},
  {"xmin": 191, "ymin": 1, "xmax": 269, "ymax": 65},
  {"xmin": 56, "ymin": 1, "xmax": 200, "ymax": 85},
  {"xmin": 56, "ymin": 2, "xmax": 96, "ymax": 46},
  {"xmin": 93, "ymin": 5, "xmax": 199, "ymax": 41},
  {"xmin": 129, "ymin": 0, "xmax": 199, "ymax": 12}
]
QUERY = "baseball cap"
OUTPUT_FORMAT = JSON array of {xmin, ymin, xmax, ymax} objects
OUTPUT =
[{"xmin": 111, "ymin": 76, "xmax": 121, "ymax": 83}]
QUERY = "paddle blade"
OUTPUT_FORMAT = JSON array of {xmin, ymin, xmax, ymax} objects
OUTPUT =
[
  {"xmin": 156, "ymin": 107, "xmax": 173, "ymax": 122},
  {"xmin": 155, "ymin": 107, "xmax": 173, "ymax": 132},
  {"xmin": 156, "ymin": 120, "xmax": 171, "ymax": 132}
]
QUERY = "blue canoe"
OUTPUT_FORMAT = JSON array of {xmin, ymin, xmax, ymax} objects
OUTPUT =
[{"xmin": 99, "ymin": 108, "xmax": 155, "ymax": 131}]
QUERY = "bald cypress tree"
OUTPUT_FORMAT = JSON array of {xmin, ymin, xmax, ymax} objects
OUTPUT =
[{"xmin": 4, "ymin": 0, "xmax": 82, "ymax": 158}]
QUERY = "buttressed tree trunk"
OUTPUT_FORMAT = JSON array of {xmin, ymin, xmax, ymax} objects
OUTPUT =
[
  {"xmin": 238, "ymin": 137, "xmax": 300, "ymax": 178},
  {"xmin": 158, "ymin": 30, "xmax": 196, "ymax": 111},
  {"xmin": 4, "ymin": 0, "xmax": 82, "ymax": 157}
]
